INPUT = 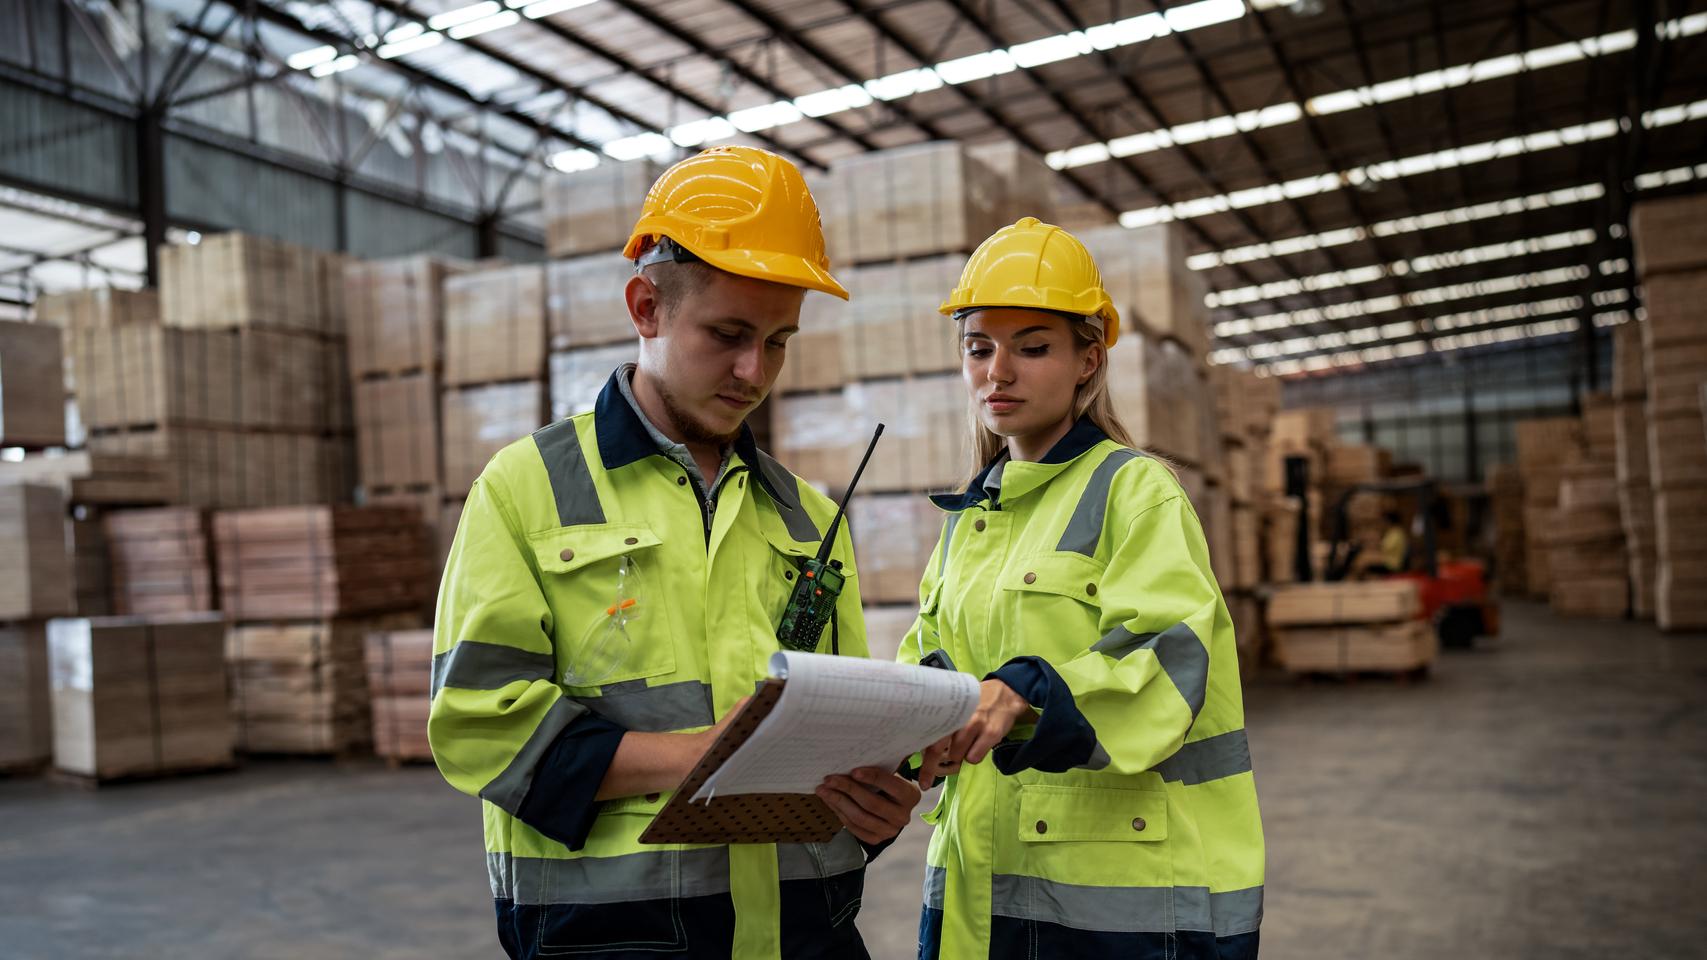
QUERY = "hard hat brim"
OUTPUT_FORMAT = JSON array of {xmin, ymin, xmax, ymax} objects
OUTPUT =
[{"xmin": 625, "ymin": 231, "xmax": 850, "ymax": 301}]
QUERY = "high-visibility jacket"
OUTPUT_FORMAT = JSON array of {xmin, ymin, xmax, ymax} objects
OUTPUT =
[
  {"xmin": 430, "ymin": 367, "xmax": 872, "ymax": 960},
  {"xmin": 899, "ymin": 418, "xmax": 1264, "ymax": 960}
]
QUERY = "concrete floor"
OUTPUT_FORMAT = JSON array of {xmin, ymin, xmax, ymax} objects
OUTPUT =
[{"xmin": 2, "ymin": 600, "xmax": 1703, "ymax": 959}]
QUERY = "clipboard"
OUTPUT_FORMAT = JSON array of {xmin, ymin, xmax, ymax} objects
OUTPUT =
[{"xmin": 638, "ymin": 678, "xmax": 842, "ymax": 845}]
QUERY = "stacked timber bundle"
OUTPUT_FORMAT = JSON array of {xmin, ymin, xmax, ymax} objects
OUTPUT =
[
  {"xmin": 365, "ymin": 628, "xmax": 434, "ymax": 763},
  {"xmin": 1267, "ymin": 581, "xmax": 1434, "ymax": 676},
  {"xmin": 103, "ymin": 507, "xmax": 216, "ymax": 616}
]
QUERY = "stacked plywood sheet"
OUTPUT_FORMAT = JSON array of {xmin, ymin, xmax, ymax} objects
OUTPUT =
[
  {"xmin": 343, "ymin": 256, "xmax": 465, "ymax": 377},
  {"xmin": 546, "ymin": 252, "xmax": 635, "ymax": 351},
  {"xmin": 1077, "ymin": 222, "xmax": 1211, "ymax": 361},
  {"xmin": 771, "ymin": 391, "xmax": 855, "ymax": 492},
  {"xmin": 1267, "ymin": 581, "xmax": 1434, "ymax": 674},
  {"xmin": 966, "ymin": 141, "xmax": 1057, "ymax": 225},
  {"xmin": 0, "ymin": 484, "xmax": 74, "ymax": 621},
  {"xmin": 1513, "ymin": 416, "xmax": 1585, "ymax": 599},
  {"xmin": 1631, "ymin": 193, "xmax": 1707, "ymax": 630},
  {"xmin": 103, "ymin": 508, "xmax": 215, "ymax": 616},
  {"xmin": 228, "ymin": 614, "xmax": 417, "ymax": 755},
  {"xmin": 542, "ymin": 160, "xmax": 663, "ymax": 259},
  {"xmin": 1487, "ymin": 464, "xmax": 1526, "ymax": 596},
  {"xmin": 0, "ymin": 320, "xmax": 66, "ymax": 449},
  {"xmin": 822, "ymin": 142, "xmax": 1003, "ymax": 265},
  {"xmin": 71, "ymin": 516, "xmax": 112, "ymax": 617},
  {"xmin": 0, "ymin": 450, "xmax": 170, "ymax": 505},
  {"xmin": 835, "ymin": 256, "xmax": 965, "ymax": 382},
  {"xmin": 549, "ymin": 343, "xmax": 635, "ymax": 422},
  {"xmin": 442, "ymin": 381, "xmax": 546, "ymax": 496},
  {"xmin": 160, "ymin": 233, "xmax": 342, "ymax": 334},
  {"xmin": 1611, "ymin": 324, "xmax": 1656, "ymax": 618},
  {"xmin": 842, "ymin": 376, "xmax": 969, "ymax": 494},
  {"xmin": 1545, "ymin": 460, "xmax": 1627, "ymax": 618},
  {"xmin": 47, "ymin": 616, "xmax": 233, "ymax": 780},
  {"xmin": 442, "ymin": 264, "xmax": 548, "ymax": 497},
  {"xmin": 849, "ymin": 494, "xmax": 945, "ymax": 604},
  {"xmin": 212, "ymin": 505, "xmax": 433, "ymax": 620},
  {"xmin": 0, "ymin": 622, "xmax": 52, "ymax": 772},
  {"xmin": 365, "ymin": 628, "xmax": 433, "ymax": 763},
  {"xmin": 353, "ymin": 375, "xmax": 441, "ymax": 492},
  {"xmin": 1106, "ymin": 335, "xmax": 1206, "ymax": 466},
  {"xmin": 861, "ymin": 605, "xmax": 918, "ymax": 664}
]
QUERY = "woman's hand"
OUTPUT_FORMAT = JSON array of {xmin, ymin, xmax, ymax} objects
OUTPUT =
[
  {"xmin": 816, "ymin": 767, "xmax": 923, "ymax": 844},
  {"xmin": 918, "ymin": 678, "xmax": 1032, "ymax": 789}
]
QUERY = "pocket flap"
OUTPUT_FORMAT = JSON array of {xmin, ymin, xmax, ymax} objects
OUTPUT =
[
  {"xmin": 1017, "ymin": 784, "xmax": 1168, "ymax": 842},
  {"xmin": 1002, "ymin": 553, "xmax": 1104, "ymax": 604},
  {"xmin": 532, "ymin": 523, "xmax": 662, "ymax": 575}
]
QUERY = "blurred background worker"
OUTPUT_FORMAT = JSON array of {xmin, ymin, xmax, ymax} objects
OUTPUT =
[
  {"xmin": 1372, "ymin": 509, "xmax": 1410, "ymax": 575},
  {"xmin": 902, "ymin": 218, "xmax": 1264, "ymax": 960},
  {"xmin": 430, "ymin": 145, "xmax": 916, "ymax": 960}
]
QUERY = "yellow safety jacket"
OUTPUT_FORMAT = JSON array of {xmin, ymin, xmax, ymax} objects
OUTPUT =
[
  {"xmin": 900, "ymin": 418, "xmax": 1264, "ymax": 960},
  {"xmin": 431, "ymin": 366, "xmax": 872, "ymax": 959}
]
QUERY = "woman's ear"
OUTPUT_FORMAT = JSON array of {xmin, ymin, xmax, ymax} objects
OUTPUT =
[{"xmin": 1077, "ymin": 341, "xmax": 1104, "ymax": 386}]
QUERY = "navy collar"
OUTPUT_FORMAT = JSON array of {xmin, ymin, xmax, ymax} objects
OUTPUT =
[
  {"xmin": 929, "ymin": 416, "xmax": 1109, "ymax": 511},
  {"xmin": 592, "ymin": 367, "xmax": 787, "ymax": 505}
]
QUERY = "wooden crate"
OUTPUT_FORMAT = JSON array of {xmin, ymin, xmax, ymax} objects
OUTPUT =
[
  {"xmin": 549, "ymin": 344, "xmax": 636, "ymax": 422},
  {"xmin": 1076, "ymin": 222, "xmax": 1210, "ymax": 360},
  {"xmin": 849, "ymin": 494, "xmax": 944, "ymax": 604},
  {"xmin": 1267, "ymin": 580, "xmax": 1420, "ymax": 626},
  {"xmin": 546, "ymin": 252, "xmax": 635, "ymax": 350},
  {"xmin": 441, "ymin": 381, "xmax": 545, "ymax": 496},
  {"xmin": 228, "ymin": 614, "xmax": 419, "ymax": 755},
  {"xmin": 823, "ymin": 142, "xmax": 1003, "ymax": 265},
  {"xmin": 365, "ymin": 628, "xmax": 434, "ymax": 762},
  {"xmin": 542, "ymin": 160, "xmax": 663, "ymax": 259},
  {"xmin": 212, "ymin": 505, "xmax": 433, "ymax": 620},
  {"xmin": 1630, "ymin": 193, "xmax": 1707, "ymax": 276},
  {"xmin": 1273, "ymin": 619, "xmax": 1436, "ymax": 675},
  {"xmin": 104, "ymin": 507, "xmax": 216, "ymax": 616},
  {"xmin": 354, "ymin": 373, "xmax": 441, "ymax": 492},
  {"xmin": 841, "ymin": 256, "xmax": 964, "ymax": 381},
  {"xmin": 47, "ymin": 616, "xmax": 233, "ymax": 780},
  {"xmin": 0, "ymin": 320, "xmax": 66, "ymax": 449},
  {"xmin": 0, "ymin": 622, "xmax": 52, "ymax": 771},
  {"xmin": 0, "ymin": 450, "xmax": 171, "ymax": 505},
  {"xmin": 1106, "ymin": 335, "xmax": 1206, "ymax": 465},
  {"xmin": 160, "ymin": 233, "xmax": 340, "ymax": 335},
  {"xmin": 442, "ymin": 264, "xmax": 548, "ymax": 387},
  {"xmin": 0, "ymin": 484, "xmax": 74, "ymax": 621},
  {"xmin": 343, "ymin": 255, "xmax": 468, "ymax": 377}
]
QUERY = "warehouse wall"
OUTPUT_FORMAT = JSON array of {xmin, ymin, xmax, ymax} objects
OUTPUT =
[{"xmin": 1280, "ymin": 329, "xmax": 1615, "ymax": 484}]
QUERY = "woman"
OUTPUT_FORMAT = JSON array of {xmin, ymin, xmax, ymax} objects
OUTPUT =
[{"xmin": 898, "ymin": 218, "xmax": 1264, "ymax": 959}]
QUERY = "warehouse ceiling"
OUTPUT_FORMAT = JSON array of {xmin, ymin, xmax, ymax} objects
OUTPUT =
[{"xmin": 6, "ymin": 0, "xmax": 1707, "ymax": 375}]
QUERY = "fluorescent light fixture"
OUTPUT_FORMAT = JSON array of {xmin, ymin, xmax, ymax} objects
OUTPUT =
[
  {"xmin": 668, "ymin": 116, "xmax": 736, "ymax": 147},
  {"xmin": 548, "ymin": 148, "xmax": 599, "ymax": 172},
  {"xmin": 377, "ymin": 32, "xmax": 443, "ymax": 59},
  {"xmin": 382, "ymin": 22, "xmax": 426, "ymax": 43},
  {"xmin": 310, "ymin": 54, "xmax": 359, "ymax": 77},
  {"xmin": 1009, "ymin": 32, "xmax": 1092, "ymax": 69},
  {"xmin": 519, "ymin": 0, "xmax": 597, "ymax": 16},
  {"xmin": 934, "ymin": 49, "xmax": 1016, "ymax": 85},
  {"xmin": 1165, "ymin": 0, "xmax": 1245, "ymax": 32},
  {"xmin": 428, "ymin": 2, "xmax": 499, "ymax": 30},
  {"xmin": 795, "ymin": 84, "xmax": 872, "ymax": 118},
  {"xmin": 286, "ymin": 45, "xmax": 337, "ymax": 70},
  {"xmin": 863, "ymin": 68, "xmax": 942, "ymax": 101},
  {"xmin": 727, "ymin": 100, "xmax": 803, "ymax": 133},
  {"xmin": 602, "ymin": 132, "xmax": 674, "ymax": 161},
  {"xmin": 448, "ymin": 10, "xmax": 519, "ymax": 39}
]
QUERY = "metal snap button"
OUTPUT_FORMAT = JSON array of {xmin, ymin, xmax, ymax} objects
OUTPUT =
[
  {"xmin": 559, "ymin": 548, "xmax": 574, "ymax": 562},
  {"xmin": 974, "ymin": 519, "xmax": 987, "ymax": 532},
  {"xmin": 1023, "ymin": 572, "xmax": 1037, "ymax": 584},
  {"xmin": 624, "ymin": 537, "xmax": 638, "ymax": 545},
  {"xmin": 1132, "ymin": 817, "xmax": 1147, "ymax": 832},
  {"xmin": 645, "ymin": 793, "xmax": 661, "ymax": 803},
  {"xmin": 1035, "ymin": 820, "xmax": 1048, "ymax": 835},
  {"xmin": 677, "ymin": 476, "xmax": 688, "ymax": 486},
  {"xmin": 1086, "ymin": 583, "xmax": 1098, "ymax": 596}
]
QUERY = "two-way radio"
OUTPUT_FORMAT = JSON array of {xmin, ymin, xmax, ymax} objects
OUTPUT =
[{"xmin": 776, "ymin": 423, "xmax": 885, "ymax": 654}]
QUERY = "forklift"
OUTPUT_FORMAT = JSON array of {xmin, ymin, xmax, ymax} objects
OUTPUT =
[{"xmin": 1283, "ymin": 456, "xmax": 1497, "ymax": 649}]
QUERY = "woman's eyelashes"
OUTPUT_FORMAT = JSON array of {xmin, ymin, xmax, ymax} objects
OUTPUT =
[{"xmin": 963, "ymin": 342, "xmax": 1051, "ymax": 359}]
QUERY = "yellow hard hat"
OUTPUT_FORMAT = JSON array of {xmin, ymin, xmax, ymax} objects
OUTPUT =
[
  {"xmin": 940, "ymin": 216, "xmax": 1121, "ymax": 346},
  {"xmin": 623, "ymin": 145, "xmax": 849, "ymax": 300}
]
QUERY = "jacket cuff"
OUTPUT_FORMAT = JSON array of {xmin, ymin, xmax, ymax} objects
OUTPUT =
[
  {"xmin": 514, "ymin": 712, "xmax": 627, "ymax": 851},
  {"xmin": 857, "ymin": 834, "xmax": 899, "ymax": 863},
  {"xmin": 987, "ymin": 656, "xmax": 1099, "ymax": 775}
]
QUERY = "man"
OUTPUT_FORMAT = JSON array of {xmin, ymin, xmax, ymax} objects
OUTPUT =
[{"xmin": 430, "ymin": 145, "xmax": 921, "ymax": 960}]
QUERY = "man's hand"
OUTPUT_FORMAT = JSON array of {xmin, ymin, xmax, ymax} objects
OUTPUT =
[
  {"xmin": 815, "ymin": 767, "xmax": 922, "ymax": 845},
  {"xmin": 918, "ymin": 678, "xmax": 1032, "ymax": 789}
]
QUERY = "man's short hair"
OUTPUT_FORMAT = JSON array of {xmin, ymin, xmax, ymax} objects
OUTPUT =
[{"xmin": 638, "ymin": 258, "xmax": 713, "ymax": 314}]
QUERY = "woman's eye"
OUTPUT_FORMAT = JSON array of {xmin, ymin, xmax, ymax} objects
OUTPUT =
[
  {"xmin": 1021, "ymin": 345, "xmax": 1050, "ymax": 356},
  {"xmin": 965, "ymin": 346, "xmax": 991, "ymax": 358}
]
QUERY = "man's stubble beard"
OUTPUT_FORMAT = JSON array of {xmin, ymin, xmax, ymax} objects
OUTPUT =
[{"xmin": 654, "ymin": 370, "xmax": 747, "ymax": 447}]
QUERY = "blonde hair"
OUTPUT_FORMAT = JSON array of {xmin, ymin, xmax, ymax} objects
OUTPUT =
[{"xmin": 959, "ymin": 314, "xmax": 1143, "ymax": 481}]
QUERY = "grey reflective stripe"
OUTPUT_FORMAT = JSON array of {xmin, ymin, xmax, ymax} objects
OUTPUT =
[
  {"xmin": 573, "ymin": 679, "xmax": 715, "ymax": 732},
  {"xmin": 755, "ymin": 450, "xmax": 823, "ymax": 543},
  {"xmin": 777, "ymin": 830, "xmax": 865, "ymax": 881},
  {"xmin": 431, "ymin": 641, "xmax": 555, "ymax": 699},
  {"xmin": 990, "ymin": 876, "xmax": 1262, "ymax": 936},
  {"xmin": 1090, "ymin": 622, "xmax": 1209, "ymax": 717},
  {"xmin": 938, "ymin": 514, "xmax": 960, "ymax": 577},
  {"xmin": 1151, "ymin": 729, "xmax": 1252, "ymax": 785},
  {"xmin": 486, "ymin": 848, "xmax": 733, "ymax": 906},
  {"xmin": 533, "ymin": 420, "xmax": 606, "ymax": 526},
  {"xmin": 924, "ymin": 864, "xmax": 946, "ymax": 911},
  {"xmin": 1078, "ymin": 741, "xmax": 1112, "ymax": 771},
  {"xmin": 479, "ymin": 697, "xmax": 588, "ymax": 816},
  {"xmin": 1056, "ymin": 448, "xmax": 1139, "ymax": 557}
]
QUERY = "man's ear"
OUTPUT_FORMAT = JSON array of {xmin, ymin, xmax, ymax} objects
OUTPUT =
[{"xmin": 626, "ymin": 273, "xmax": 663, "ymax": 339}]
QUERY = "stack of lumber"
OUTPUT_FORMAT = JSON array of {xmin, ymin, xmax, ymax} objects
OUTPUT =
[
  {"xmin": 1513, "ymin": 416, "xmax": 1585, "ymax": 599},
  {"xmin": 0, "ymin": 483, "xmax": 74, "ymax": 621},
  {"xmin": 0, "ymin": 320, "xmax": 66, "ymax": 449},
  {"xmin": 1630, "ymin": 192, "xmax": 1707, "ymax": 630},
  {"xmin": 104, "ymin": 507, "xmax": 215, "ymax": 615},
  {"xmin": 849, "ymin": 495, "xmax": 944, "ymax": 603},
  {"xmin": 820, "ymin": 142, "xmax": 1004, "ymax": 265},
  {"xmin": 0, "ymin": 450, "xmax": 172, "ymax": 505},
  {"xmin": 227, "ymin": 614, "xmax": 417, "ymax": 755},
  {"xmin": 1077, "ymin": 222, "xmax": 1212, "ymax": 360},
  {"xmin": 546, "ymin": 253, "xmax": 635, "ymax": 352},
  {"xmin": 861, "ymin": 605, "xmax": 918, "ymax": 664},
  {"xmin": 1487, "ymin": 463, "xmax": 1526, "ymax": 595},
  {"xmin": 212, "ymin": 505, "xmax": 432, "ymax": 620},
  {"xmin": 1106, "ymin": 334, "xmax": 1207, "ymax": 466},
  {"xmin": 71, "ymin": 516, "xmax": 112, "ymax": 617},
  {"xmin": 46, "ymin": 615, "xmax": 232, "ymax": 781},
  {"xmin": 542, "ymin": 160, "xmax": 662, "ymax": 259},
  {"xmin": 1267, "ymin": 581, "xmax": 1434, "ymax": 674},
  {"xmin": 441, "ymin": 264, "xmax": 548, "ymax": 498},
  {"xmin": 365, "ymin": 628, "xmax": 434, "ymax": 763},
  {"xmin": 549, "ymin": 343, "xmax": 636, "ymax": 421},
  {"xmin": 0, "ymin": 622, "xmax": 52, "ymax": 772},
  {"xmin": 1545, "ymin": 459, "xmax": 1628, "ymax": 618},
  {"xmin": 1611, "ymin": 324, "xmax": 1655, "ymax": 618}
]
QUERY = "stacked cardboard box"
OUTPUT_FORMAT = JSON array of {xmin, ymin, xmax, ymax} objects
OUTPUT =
[
  {"xmin": 47, "ymin": 615, "xmax": 233, "ymax": 780},
  {"xmin": 0, "ymin": 483, "xmax": 74, "ymax": 621},
  {"xmin": 365, "ymin": 628, "xmax": 434, "ymax": 763},
  {"xmin": 228, "ymin": 614, "xmax": 418, "ymax": 755},
  {"xmin": 1513, "ymin": 416, "xmax": 1585, "ymax": 599},
  {"xmin": 1611, "ymin": 324, "xmax": 1656, "ymax": 618},
  {"xmin": 542, "ymin": 160, "xmax": 662, "ymax": 259},
  {"xmin": 1267, "ymin": 581, "xmax": 1434, "ymax": 674},
  {"xmin": 1546, "ymin": 460, "xmax": 1628, "ymax": 618},
  {"xmin": 1487, "ymin": 464, "xmax": 1526, "ymax": 595},
  {"xmin": 1631, "ymin": 192, "xmax": 1707, "ymax": 629},
  {"xmin": 0, "ymin": 622, "xmax": 52, "ymax": 772},
  {"xmin": 104, "ymin": 507, "xmax": 215, "ymax": 616},
  {"xmin": 441, "ymin": 265, "xmax": 548, "ymax": 499},
  {"xmin": 0, "ymin": 320, "xmax": 66, "ymax": 449}
]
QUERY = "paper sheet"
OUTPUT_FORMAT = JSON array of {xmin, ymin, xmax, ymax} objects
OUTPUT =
[{"xmin": 691, "ymin": 651, "xmax": 979, "ymax": 801}]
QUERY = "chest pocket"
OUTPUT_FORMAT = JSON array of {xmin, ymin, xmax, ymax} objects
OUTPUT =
[
  {"xmin": 998, "ymin": 552, "xmax": 1103, "ymax": 662},
  {"xmin": 532, "ymin": 522, "xmax": 678, "ymax": 689}
]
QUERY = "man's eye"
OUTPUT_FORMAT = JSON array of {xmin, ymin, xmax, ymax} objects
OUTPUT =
[
  {"xmin": 713, "ymin": 328, "xmax": 741, "ymax": 343},
  {"xmin": 767, "ymin": 338, "xmax": 789, "ymax": 349}
]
